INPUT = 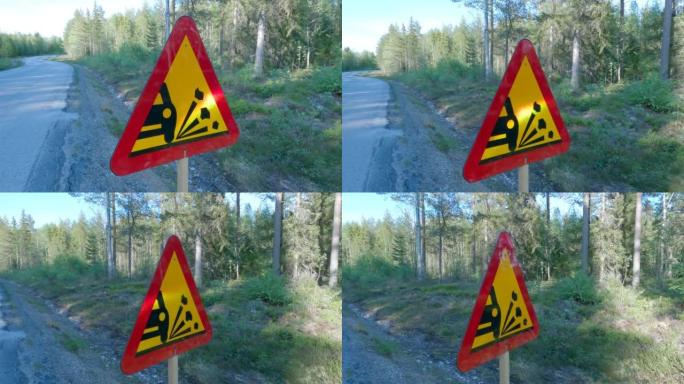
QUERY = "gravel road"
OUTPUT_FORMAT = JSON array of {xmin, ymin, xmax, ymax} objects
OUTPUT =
[
  {"xmin": 0, "ymin": 279, "xmax": 164, "ymax": 384},
  {"xmin": 343, "ymin": 303, "xmax": 481, "ymax": 384}
]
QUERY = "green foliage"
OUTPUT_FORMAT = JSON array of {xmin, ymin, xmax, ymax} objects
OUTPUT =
[
  {"xmin": 342, "ymin": 256, "xmax": 413, "ymax": 291},
  {"xmin": 546, "ymin": 273, "xmax": 603, "ymax": 305},
  {"xmin": 623, "ymin": 76, "xmax": 680, "ymax": 113},
  {"xmin": 342, "ymin": 48, "xmax": 377, "ymax": 71},
  {"xmin": 0, "ymin": 57, "xmax": 21, "ymax": 71},
  {"xmin": 0, "ymin": 32, "xmax": 62, "ymax": 58},
  {"xmin": 79, "ymin": 42, "xmax": 156, "ymax": 84},
  {"xmin": 242, "ymin": 273, "xmax": 292, "ymax": 305}
]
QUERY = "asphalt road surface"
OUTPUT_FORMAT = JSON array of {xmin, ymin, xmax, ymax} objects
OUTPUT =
[
  {"xmin": 342, "ymin": 72, "xmax": 400, "ymax": 191},
  {"xmin": 0, "ymin": 56, "xmax": 76, "ymax": 191}
]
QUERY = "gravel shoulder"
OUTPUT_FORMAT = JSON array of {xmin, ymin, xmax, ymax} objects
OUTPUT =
[
  {"xmin": 343, "ymin": 303, "xmax": 480, "ymax": 384},
  {"xmin": 386, "ymin": 80, "xmax": 513, "ymax": 192},
  {"xmin": 0, "ymin": 279, "xmax": 164, "ymax": 384}
]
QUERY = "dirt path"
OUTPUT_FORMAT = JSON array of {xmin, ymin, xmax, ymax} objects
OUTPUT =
[
  {"xmin": 386, "ymin": 80, "xmax": 519, "ymax": 192},
  {"xmin": 343, "ymin": 303, "xmax": 481, "ymax": 384},
  {"xmin": 0, "ymin": 279, "xmax": 165, "ymax": 384}
]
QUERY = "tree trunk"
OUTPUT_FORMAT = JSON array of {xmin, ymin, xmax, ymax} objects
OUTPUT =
[
  {"xmin": 632, "ymin": 193, "xmax": 642, "ymax": 289},
  {"xmin": 195, "ymin": 231, "xmax": 202, "ymax": 287},
  {"xmin": 660, "ymin": 0, "xmax": 673, "ymax": 80},
  {"xmin": 235, "ymin": 192, "xmax": 240, "ymax": 279},
  {"xmin": 106, "ymin": 192, "xmax": 115, "ymax": 279},
  {"xmin": 306, "ymin": 25, "xmax": 311, "ymax": 69},
  {"xmin": 171, "ymin": 0, "xmax": 175, "ymax": 24},
  {"xmin": 329, "ymin": 193, "xmax": 341, "ymax": 287},
  {"xmin": 483, "ymin": 5, "xmax": 490, "ymax": 80},
  {"xmin": 127, "ymin": 215, "xmax": 132, "ymax": 279},
  {"xmin": 471, "ymin": 238, "xmax": 477, "ymax": 276},
  {"xmin": 415, "ymin": 193, "xmax": 425, "ymax": 280},
  {"xmin": 254, "ymin": 9, "xmax": 266, "ymax": 77},
  {"xmin": 617, "ymin": 0, "xmax": 624, "ymax": 82},
  {"xmin": 545, "ymin": 193, "xmax": 551, "ymax": 281},
  {"xmin": 571, "ymin": 30, "xmax": 581, "ymax": 91},
  {"xmin": 272, "ymin": 192, "xmax": 283, "ymax": 276},
  {"xmin": 660, "ymin": 193, "xmax": 669, "ymax": 281},
  {"xmin": 438, "ymin": 227, "xmax": 443, "ymax": 281},
  {"xmin": 581, "ymin": 193, "xmax": 590, "ymax": 274},
  {"xmin": 599, "ymin": 193, "xmax": 607, "ymax": 281},
  {"xmin": 112, "ymin": 195, "xmax": 117, "ymax": 273}
]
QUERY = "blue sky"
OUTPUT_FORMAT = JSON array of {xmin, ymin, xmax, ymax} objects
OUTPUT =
[
  {"xmin": 0, "ymin": 193, "xmax": 270, "ymax": 227},
  {"xmin": 0, "ymin": 0, "xmax": 146, "ymax": 37},
  {"xmin": 343, "ymin": 0, "xmax": 658, "ymax": 52}
]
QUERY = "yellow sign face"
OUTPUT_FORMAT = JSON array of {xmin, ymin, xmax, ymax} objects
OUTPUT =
[
  {"xmin": 137, "ymin": 251, "xmax": 206, "ymax": 354},
  {"xmin": 471, "ymin": 249, "xmax": 533, "ymax": 350},
  {"xmin": 131, "ymin": 36, "xmax": 229, "ymax": 156},
  {"xmin": 481, "ymin": 57, "xmax": 562, "ymax": 162}
]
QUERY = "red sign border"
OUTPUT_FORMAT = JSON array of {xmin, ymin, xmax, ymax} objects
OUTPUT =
[
  {"xmin": 121, "ymin": 235, "xmax": 213, "ymax": 374},
  {"xmin": 110, "ymin": 16, "xmax": 239, "ymax": 176},
  {"xmin": 463, "ymin": 39, "xmax": 570, "ymax": 182},
  {"xmin": 456, "ymin": 231, "xmax": 539, "ymax": 372}
]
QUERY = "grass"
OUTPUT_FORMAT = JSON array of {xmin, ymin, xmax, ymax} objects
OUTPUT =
[
  {"xmin": 370, "ymin": 336, "xmax": 399, "ymax": 357},
  {"xmin": 0, "ymin": 57, "xmax": 22, "ymax": 71},
  {"xmin": 73, "ymin": 45, "xmax": 341, "ymax": 190},
  {"xmin": 3, "ymin": 260, "xmax": 341, "ymax": 384},
  {"xmin": 343, "ymin": 258, "xmax": 684, "ymax": 383},
  {"xmin": 388, "ymin": 63, "xmax": 684, "ymax": 191}
]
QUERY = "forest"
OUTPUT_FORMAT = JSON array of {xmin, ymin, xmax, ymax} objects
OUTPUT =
[
  {"xmin": 60, "ymin": 1, "xmax": 342, "ymax": 190},
  {"xmin": 343, "ymin": 193, "xmax": 684, "ymax": 286},
  {"xmin": 366, "ymin": 1, "xmax": 683, "ymax": 84},
  {"xmin": 0, "ymin": 193, "xmax": 342, "ymax": 383},
  {"xmin": 0, "ymin": 32, "xmax": 63, "ymax": 70},
  {"xmin": 62, "ymin": 0, "xmax": 341, "ymax": 72},
  {"xmin": 0, "ymin": 193, "xmax": 341, "ymax": 285},
  {"xmin": 343, "ymin": 2, "xmax": 683, "ymax": 191},
  {"xmin": 342, "ymin": 193, "xmax": 684, "ymax": 383}
]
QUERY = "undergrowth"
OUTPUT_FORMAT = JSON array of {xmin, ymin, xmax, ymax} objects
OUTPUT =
[{"xmin": 2, "ymin": 262, "xmax": 341, "ymax": 384}]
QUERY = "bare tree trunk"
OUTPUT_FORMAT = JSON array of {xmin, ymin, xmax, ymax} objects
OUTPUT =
[
  {"xmin": 254, "ymin": 9, "xmax": 266, "ymax": 77},
  {"xmin": 272, "ymin": 192, "xmax": 283, "ymax": 276},
  {"xmin": 660, "ymin": 0, "xmax": 673, "ymax": 80},
  {"xmin": 471, "ymin": 238, "xmax": 477, "ymax": 276},
  {"xmin": 616, "ymin": 0, "xmax": 624, "ymax": 82},
  {"xmin": 231, "ymin": 2, "xmax": 239, "ymax": 68},
  {"xmin": 235, "ymin": 192, "xmax": 240, "ymax": 280},
  {"xmin": 329, "ymin": 193, "xmax": 341, "ymax": 287},
  {"xmin": 112, "ymin": 195, "xmax": 117, "ymax": 273},
  {"xmin": 306, "ymin": 25, "xmax": 311, "ymax": 69},
  {"xmin": 171, "ymin": 0, "xmax": 175, "ymax": 23},
  {"xmin": 545, "ymin": 193, "xmax": 551, "ymax": 281},
  {"xmin": 438, "ymin": 228, "xmax": 443, "ymax": 281},
  {"xmin": 599, "ymin": 193, "xmax": 607, "ymax": 281},
  {"xmin": 483, "ymin": 1, "xmax": 492, "ymax": 80},
  {"xmin": 106, "ymin": 192, "xmax": 115, "ymax": 279},
  {"xmin": 127, "ymin": 215, "xmax": 132, "ymax": 279},
  {"xmin": 660, "ymin": 193, "xmax": 669, "ymax": 281},
  {"xmin": 581, "ymin": 193, "xmax": 590, "ymax": 274},
  {"xmin": 415, "ymin": 193, "xmax": 425, "ymax": 280},
  {"xmin": 632, "ymin": 193, "xmax": 642, "ymax": 288},
  {"xmin": 571, "ymin": 30, "xmax": 581, "ymax": 91},
  {"xmin": 195, "ymin": 231, "xmax": 202, "ymax": 287},
  {"xmin": 420, "ymin": 193, "xmax": 426, "ymax": 278}
]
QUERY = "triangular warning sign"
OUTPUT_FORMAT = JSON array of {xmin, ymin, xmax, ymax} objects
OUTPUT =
[
  {"xmin": 463, "ymin": 39, "xmax": 570, "ymax": 182},
  {"xmin": 456, "ymin": 232, "xmax": 539, "ymax": 372},
  {"xmin": 121, "ymin": 235, "xmax": 212, "ymax": 374},
  {"xmin": 111, "ymin": 16, "xmax": 239, "ymax": 176}
]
